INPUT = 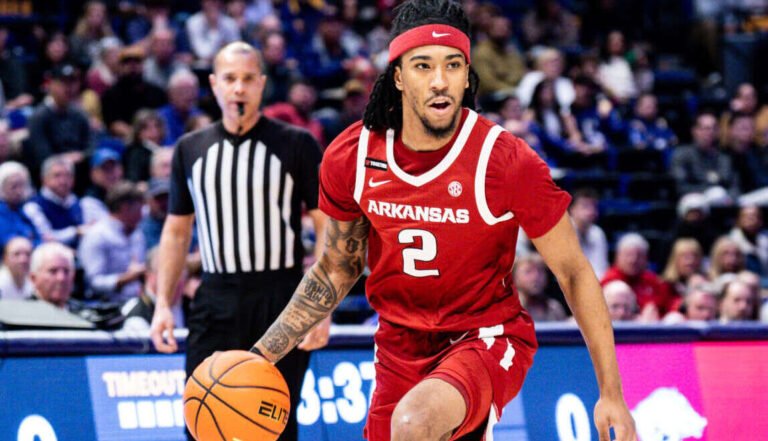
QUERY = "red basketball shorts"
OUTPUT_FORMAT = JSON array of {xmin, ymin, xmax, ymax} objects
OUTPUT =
[{"xmin": 363, "ymin": 312, "xmax": 538, "ymax": 441}]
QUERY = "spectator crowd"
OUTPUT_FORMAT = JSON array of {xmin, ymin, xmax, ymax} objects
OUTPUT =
[{"xmin": 0, "ymin": 0, "xmax": 766, "ymax": 328}]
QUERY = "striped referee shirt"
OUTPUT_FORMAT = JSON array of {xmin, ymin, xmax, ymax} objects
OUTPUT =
[{"xmin": 169, "ymin": 117, "xmax": 323, "ymax": 274}]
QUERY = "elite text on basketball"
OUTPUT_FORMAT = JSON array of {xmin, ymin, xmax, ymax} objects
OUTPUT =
[{"xmin": 259, "ymin": 400, "xmax": 289, "ymax": 425}]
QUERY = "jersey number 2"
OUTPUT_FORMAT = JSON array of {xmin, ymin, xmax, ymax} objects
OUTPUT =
[{"xmin": 398, "ymin": 229, "xmax": 440, "ymax": 277}]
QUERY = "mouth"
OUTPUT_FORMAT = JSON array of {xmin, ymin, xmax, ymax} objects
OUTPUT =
[{"xmin": 427, "ymin": 98, "xmax": 453, "ymax": 114}]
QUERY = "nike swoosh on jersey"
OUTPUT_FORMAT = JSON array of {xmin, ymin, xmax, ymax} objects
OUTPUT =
[
  {"xmin": 449, "ymin": 331, "xmax": 469, "ymax": 345},
  {"xmin": 368, "ymin": 177, "xmax": 391, "ymax": 188},
  {"xmin": 432, "ymin": 31, "xmax": 451, "ymax": 38}
]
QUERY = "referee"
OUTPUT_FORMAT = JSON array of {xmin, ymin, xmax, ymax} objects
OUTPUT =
[{"xmin": 150, "ymin": 42, "xmax": 329, "ymax": 441}]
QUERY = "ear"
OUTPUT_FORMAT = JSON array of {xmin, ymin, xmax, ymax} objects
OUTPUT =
[
  {"xmin": 394, "ymin": 66, "xmax": 403, "ymax": 91},
  {"xmin": 465, "ymin": 65, "xmax": 470, "ymax": 89},
  {"xmin": 208, "ymin": 73, "xmax": 216, "ymax": 90}
]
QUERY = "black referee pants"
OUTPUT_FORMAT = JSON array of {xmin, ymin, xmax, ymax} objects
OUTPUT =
[{"xmin": 185, "ymin": 269, "xmax": 310, "ymax": 441}]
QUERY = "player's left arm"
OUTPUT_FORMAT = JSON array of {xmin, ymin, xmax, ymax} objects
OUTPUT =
[
  {"xmin": 531, "ymin": 213, "xmax": 637, "ymax": 441},
  {"xmin": 298, "ymin": 208, "xmax": 331, "ymax": 351}
]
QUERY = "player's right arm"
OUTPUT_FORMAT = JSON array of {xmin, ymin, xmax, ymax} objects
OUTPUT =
[
  {"xmin": 251, "ymin": 215, "xmax": 369, "ymax": 363},
  {"xmin": 150, "ymin": 213, "xmax": 195, "ymax": 353}
]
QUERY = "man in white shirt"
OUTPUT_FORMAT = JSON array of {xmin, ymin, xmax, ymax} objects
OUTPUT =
[{"xmin": 78, "ymin": 181, "xmax": 145, "ymax": 304}]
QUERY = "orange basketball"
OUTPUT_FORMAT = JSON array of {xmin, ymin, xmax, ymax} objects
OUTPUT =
[{"xmin": 183, "ymin": 350, "xmax": 290, "ymax": 441}]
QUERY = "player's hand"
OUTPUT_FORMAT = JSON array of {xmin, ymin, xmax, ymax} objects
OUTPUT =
[
  {"xmin": 298, "ymin": 316, "xmax": 331, "ymax": 351},
  {"xmin": 150, "ymin": 304, "xmax": 178, "ymax": 353},
  {"xmin": 594, "ymin": 395, "xmax": 637, "ymax": 441}
]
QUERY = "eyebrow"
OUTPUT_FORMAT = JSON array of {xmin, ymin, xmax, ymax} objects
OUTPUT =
[{"xmin": 407, "ymin": 53, "xmax": 466, "ymax": 62}]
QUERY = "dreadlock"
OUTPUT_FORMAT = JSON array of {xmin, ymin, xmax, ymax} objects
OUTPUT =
[{"xmin": 363, "ymin": 0, "xmax": 479, "ymax": 132}]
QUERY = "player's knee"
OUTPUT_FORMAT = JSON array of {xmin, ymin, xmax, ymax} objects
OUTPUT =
[{"xmin": 391, "ymin": 401, "xmax": 442, "ymax": 441}]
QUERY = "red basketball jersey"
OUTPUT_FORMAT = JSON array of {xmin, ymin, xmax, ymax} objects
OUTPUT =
[{"xmin": 320, "ymin": 109, "xmax": 571, "ymax": 332}]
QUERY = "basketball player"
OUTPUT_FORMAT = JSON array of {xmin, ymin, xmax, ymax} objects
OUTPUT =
[{"xmin": 250, "ymin": 1, "xmax": 636, "ymax": 440}]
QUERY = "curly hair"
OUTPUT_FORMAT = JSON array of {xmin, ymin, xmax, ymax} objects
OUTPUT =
[{"xmin": 363, "ymin": 0, "xmax": 479, "ymax": 132}]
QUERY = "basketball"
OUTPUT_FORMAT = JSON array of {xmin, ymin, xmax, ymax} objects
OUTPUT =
[{"xmin": 183, "ymin": 350, "xmax": 290, "ymax": 441}]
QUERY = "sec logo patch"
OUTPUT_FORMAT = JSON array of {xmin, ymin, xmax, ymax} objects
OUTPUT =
[{"xmin": 448, "ymin": 181, "xmax": 462, "ymax": 197}]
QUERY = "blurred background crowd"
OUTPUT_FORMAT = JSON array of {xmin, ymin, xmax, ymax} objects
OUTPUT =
[{"xmin": 0, "ymin": 0, "xmax": 767, "ymax": 330}]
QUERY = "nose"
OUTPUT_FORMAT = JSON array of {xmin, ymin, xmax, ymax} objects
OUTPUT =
[
  {"xmin": 430, "ymin": 66, "xmax": 448, "ymax": 92},
  {"xmin": 233, "ymin": 79, "xmax": 245, "ymax": 95}
]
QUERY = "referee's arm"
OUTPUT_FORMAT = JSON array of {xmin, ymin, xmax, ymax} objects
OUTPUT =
[{"xmin": 150, "ymin": 213, "xmax": 194, "ymax": 353}]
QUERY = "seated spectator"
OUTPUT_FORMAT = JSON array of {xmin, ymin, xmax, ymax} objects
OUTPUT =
[
  {"xmin": 185, "ymin": 113, "xmax": 213, "ymax": 134},
  {"xmin": 729, "ymin": 205, "xmax": 768, "ymax": 276},
  {"xmin": 78, "ymin": 181, "xmax": 146, "ymax": 304},
  {"xmin": 140, "ymin": 178, "xmax": 170, "ymax": 249},
  {"xmin": 0, "ymin": 120, "xmax": 15, "ymax": 164},
  {"xmin": 517, "ymin": 48, "xmax": 575, "ymax": 110},
  {"xmin": 102, "ymin": 45, "xmax": 167, "ymax": 139},
  {"xmin": 521, "ymin": 0, "xmax": 581, "ymax": 48},
  {"xmin": 158, "ymin": 70, "xmax": 202, "ymax": 145},
  {"xmin": 123, "ymin": 109, "xmax": 166, "ymax": 185},
  {"xmin": 601, "ymin": 233, "xmax": 679, "ymax": 320},
  {"xmin": 627, "ymin": 93, "xmax": 677, "ymax": 151},
  {"xmin": 123, "ymin": 0, "xmax": 176, "ymax": 45},
  {"xmin": 149, "ymin": 148, "xmax": 173, "ymax": 180},
  {"xmin": 69, "ymin": 1, "xmax": 117, "ymax": 68},
  {"xmin": 244, "ymin": 0, "xmax": 275, "ymax": 27},
  {"xmin": 300, "ymin": 13, "xmax": 363, "ymax": 91},
  {"xmin": 28, "ymin": 31, "xmax": 75, "ymax": 102},
  {"xmin": 725, "ymin": 113, "xmax": 767, "ymax": 195},
  {"xmin": 0, "ymin": 26, "xmax": 33, "ymax": 111},
  {"xmin": 25, "ymin": 64, "xmax": 91, "ymax": 181},
  {"xmin": 82, "ymin": 149, "xmax": 123, "ymax": 224},
  {"xmin": 0, "ymin": 237, "xmax": 33, "ymax": 300},
  {"xmin": 569, "ymin": 188, "xmax": 609, "ymax": 278},
  {"xmin": 527, "ymin": 79, "xmax": 600, "ymax": 169},
  {"xmin": 0, "ymin": 161, "xmax": 39, "ymax": 249},
  {"xmin": 631, "ymin": 45, "xmax": 655, "ymax": 95},
  {"xmin": 491, "ymin": 94, "xmax": 545, "ymax": 162},
  {"xmin": 597, "ymin": 30, "xmax": 638, "ymax": 104},
  {"xmin": 670, "ymin": 111, "xmax": 739, "ymax": 205},
  {"xmin": 602, "ymin": 280, "xmax": 638, "ymax": 322},
  {"xmin": 719, "ymin": 280, "xmax": 757, "ymax": 323},
  {"xmin": 736, "ymin": 270, "xmax": 762, "ymax": 317},
  {"xmin": 143, "ymin": 27, "xmax": 187, "ymax": 90},
  {"xmin": 264, "ymin": 80, "xmax": 325, "ymax": 146},
  {"xmin": 718, "ymin": 82, "xmax": 768, "ymax": 148},
  {"xmin": 513, "ymin": 253, "xmax": 567, "ymax": 322},
  {"xmin": 320, "ymin": 79, "xmax": 369, "ymax": 142},
  {"xmin": 121, "ymin": 246, "xmax": 185, "ymax": 331},
  {"xmin": 672, "ymin": 192, "xmax": 717, "ymax": 255},
  {"xmin": 186, "ymin": 0, "xmax": 240, "ymax": 68},
  {"xmin": 708, "ymin": 236, "xmax": 746, "ymax": 281},
  {"xmin": 86, "ymin": 37, "xmax": 122, "ymax": 96},
  {"xmin": 29, "ymin": 242, "xmax": 76, "ymax": 310},
  {"xmin": 662, "ymin": 238, "xmax": 706, "ymax": 297},
  {"xmin": 23, "ymin": 155, "xmax": 86, "ymax": 248},
  {"xmin": 261, "ymin": 31, "xmax": 302, "ymax": 106},
  {"xmin": 472, "ymin": 14, "xmax": 526, "ymax": 100},
  {"xmin": 663, "ymin": 284, "xmax": 719, "ymax": 323},
  {"xmin": 569, "ymin": 75, "xmax": 623, "ymax": 158}
]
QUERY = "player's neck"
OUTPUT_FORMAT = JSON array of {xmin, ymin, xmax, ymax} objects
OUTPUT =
[
  {"xmin": 223, "ymin": 112, "xmax": 261, "ymax": 136},
  {"xmin": 400, "ymin": 110, "xmax": 460, "ymax": 152}
]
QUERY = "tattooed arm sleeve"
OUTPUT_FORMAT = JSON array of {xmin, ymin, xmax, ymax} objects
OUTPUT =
[{"xmin": 251, "ymin": 215, "xmax": 370, "ymax": 362}]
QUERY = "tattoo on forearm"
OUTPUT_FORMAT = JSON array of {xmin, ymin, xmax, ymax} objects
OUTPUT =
[
  {"xmin": 257, "ymin": 217, "xmax": 370, "ymax": 360},
  {"xmin": 302, "ymin": 266, "xmax": 337, "ymax": 311},
  {"xmin": 262, "ymin": 323, "xmax": 290, "ymax": 355}
]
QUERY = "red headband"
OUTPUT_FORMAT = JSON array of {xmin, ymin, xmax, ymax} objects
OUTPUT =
[{"xmin": 388, "ymin": 24, "xmax": 471, "ymax": 64}]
